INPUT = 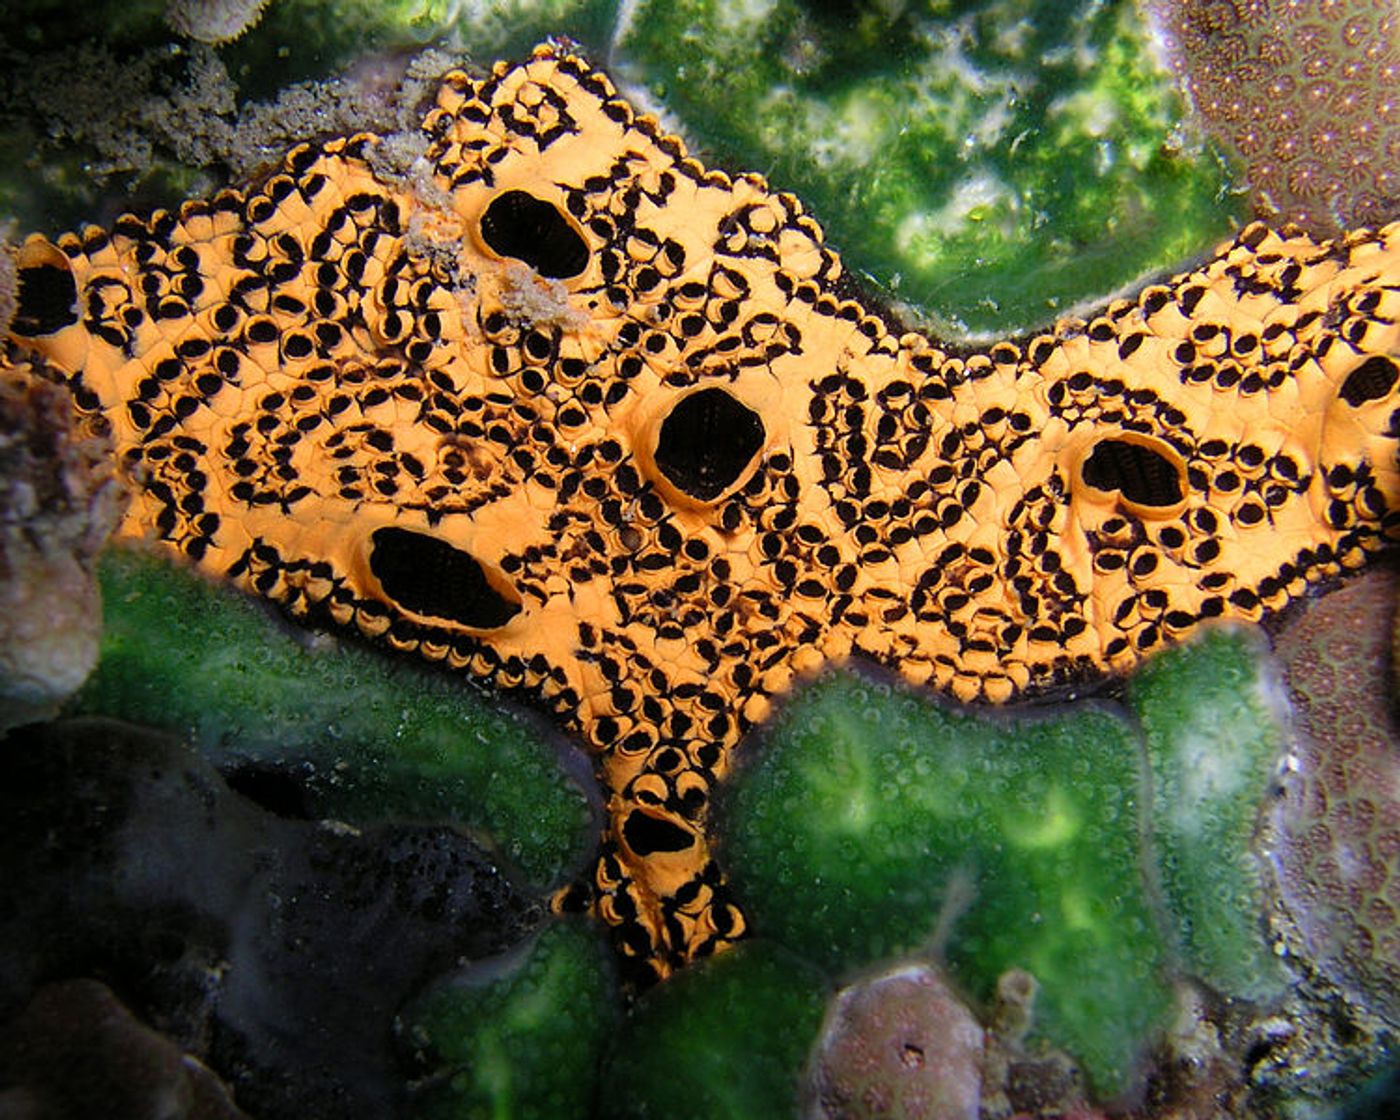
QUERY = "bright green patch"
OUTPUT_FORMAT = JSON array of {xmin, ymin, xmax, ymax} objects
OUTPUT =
[
  {"xmin": 1128, "ymin": 628, "xmax": 1289, "ymax": 1002},
  {"xmin": 404, "ymin": 919, "xmax": 619, "ymax": 1120},
  {"xmin": 721, "ymin": 669, "xmax": 1172, "ymax": 1096},
  {"xmin": 616, "ymin": 0, "xmax": 1244, "ymax": 335},
  {"xmin": 70, "ymin": 547, "xmax": 594, "ymax": 891}
]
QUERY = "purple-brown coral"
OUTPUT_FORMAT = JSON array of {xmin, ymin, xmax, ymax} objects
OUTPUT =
[
  {"xmin": 1269, "ymin": 566, "xmax": 1400, "ymax": 1022},
  {"xmin": 804, "ymin": 964, "xmax": 983, "ymax": 1120},
  {"xmin": 1147, "ymin": 0, "xmax": 1400, "ymax": 234}
]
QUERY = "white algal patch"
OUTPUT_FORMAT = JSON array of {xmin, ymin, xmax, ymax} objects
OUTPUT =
[
  {"xmin": 895, "ymin": 171, "xmax": 1016, "ymax": 253},
  {"xmin": 1047, "ymin": 87, "xmax": 1120, "ymax": 139},
  {"xmin": 1169, "ymin": 726, "xmax": 1250, "ymax": 836},
  {"xmin": 782, "ymin": 87, "xmax": 895, "ymax": 172},
  {"xmin": 714, "ymin": 0, "xmax": 779, "ymax": 36}
]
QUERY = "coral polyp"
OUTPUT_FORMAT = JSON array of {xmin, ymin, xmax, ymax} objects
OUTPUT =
[{"xmin": 1149, "ymin": 0, "xmax": 1400, "ymax": 233}]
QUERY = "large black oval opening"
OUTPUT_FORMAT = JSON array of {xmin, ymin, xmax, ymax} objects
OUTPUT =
[
  {"xmin": 11, "ymin": 263, "xmax": 78, "ymax": 337},
  {"xmin": 1339, "ymin": 355, "xmax": 1399, "ymax": 407},
  {"xmin": 622, "ymin": 809, "xmax": 694, "ymax": 856},
  {"xmin": 479, "ymin": 189, "xmax": 589, "ymax": 280},
  {"xmin": 654, "ymin": 387, "xmax": 766, "ymax": 502},
  {"xmin": 368, "ymin": 526, "xmax": 521, "ymax": 629},
  {"xmin": 1081, "ymin": 437, "xmax": 1184, "ymax": 508}
]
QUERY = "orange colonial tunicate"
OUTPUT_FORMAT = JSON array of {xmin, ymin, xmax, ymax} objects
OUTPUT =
[{"xmin": 6, "ymin": 43, "xmax": 1400, "ymax": 985}]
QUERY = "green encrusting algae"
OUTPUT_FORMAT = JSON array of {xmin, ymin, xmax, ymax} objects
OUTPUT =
[
  {"xmin": 602, "ymin": 941, "xmax": 829, "ymax": 1120},
  {"xmin": 69, "ymin": 547, "xmax": 596, "ymax": 891},
  {"xmin": 719, "ymin": 668, "xmax": 1172, "ymax": 1097},
  {"xmin": 1128, "ymin": 628, "xmax": 1289, "ymax": 1003},
  {"xmin": 615, "ymin": 0, "xmax": 1245, "ymax": 335},
  {"xmin": 404, "ymin": 919, "xmax": 620, "ymax": 1120}
]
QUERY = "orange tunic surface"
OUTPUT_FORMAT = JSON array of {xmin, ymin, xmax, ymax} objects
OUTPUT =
[{"xmin": 7, "ymin": 44, "xmax": 1400, "ymax": 983}]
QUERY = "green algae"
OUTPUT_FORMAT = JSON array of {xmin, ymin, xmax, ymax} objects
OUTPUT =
[
  {"xmin": 0, "ymin": 0, "xmax": 167, "ymax": 49},
  {"xmin": 616, "ymin": 0, "xmax": 1245, "ymax": 336},
  {"xmin": 3, "ymin": 0, "xmax": 1243, "ymax": 334},
  {"xmin": 69, "ymin": 547, "xmax": 595, "ymax": 891},
  {"xmin": 601, "ymin": 940, "xmax": 828, "ymax": 1120},
  {"xmin": 1127, "ymin": 628, "xmax": 1289, "ymax": 1003},
  {"xmin": 720, "ymin": 668, "xmax": 1171, "ymax": 1097},
  {"xmin": 404, "ymin": 919, "xmax": 619, "ymax": 1120}
]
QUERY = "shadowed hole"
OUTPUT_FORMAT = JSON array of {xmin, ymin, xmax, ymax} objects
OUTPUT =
[
  {"xmin": 655, "ymin": 387, "xmax": 765, "ymax": 502},
  {"xmin": 1082, "ymin": 437, "xmax": 1184, "ymax": 508},
  {"xmin": 369, "ymin": 526, "xmax": 520, "ymax": 629},
  {"xmin": 1340, "ymin": 355, "xmax": 1399, "ymax": 407},
  {"xmin": 223, "ymin": 761, "xmax": 313, "ymax": 819},
  {"xmin": 12, "ymin": 263, "xmax": 78, "ymax": 336},
  {"xmin": 479, "ymin": 189, "xmax": 589, "ymax": 279},
  {"xmin": 622, "ymin": 810, "xmax": 694, "ymax": 857}
]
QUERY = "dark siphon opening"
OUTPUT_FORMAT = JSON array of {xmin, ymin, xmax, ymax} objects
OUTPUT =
[
  {"xmin": 12, "ymin": 264, "xmax": 78, "ymax": 336},
  {"xmin": 1082, "ymin": 438, "xmax": 1184, "ymax": 508},
  {"xmin": 369, "ymin": 526, "xmax": 521, "ymax": 629},
  {"xmin": 654, "ymin": 387, "xmax": 765, "ymax": 502},
  {"xmin": 622, "ymin": 809, "xmax": 694, "ymax": 856},
  {"xmin": 479, "ymin": 189, "xmax": 589, "ymax": 279},
  {"xmin": 1339, "ymin": 355, "xmax": 1399, "ymax": 407}
]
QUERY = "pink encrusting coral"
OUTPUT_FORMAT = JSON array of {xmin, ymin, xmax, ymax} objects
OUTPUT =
[
  {"xmin": 1146, "ymin": 0, "xmax": 1400, "ymax": 235},
  {"xmin": 166, "ymin": 0, "xmax": 274, "ymax": 45},
  {"xmin": 1270, "ymin": 566, "xmax": 1400, "ymax": 1023},
  {"xmin": 803, "ymin": 964, "xmax": 983, "ymax": 1120}
]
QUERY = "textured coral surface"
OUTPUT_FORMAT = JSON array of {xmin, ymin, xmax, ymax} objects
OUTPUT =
[
  {"xmin": 1148, "ymin": 0, "xmax": 1400, "ymax": 234},
  {"xmin": 1272, "ymin": 566, "xmax": 1400, "ymax": 1022}
]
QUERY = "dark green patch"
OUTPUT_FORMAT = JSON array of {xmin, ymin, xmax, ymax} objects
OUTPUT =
[
  {"xmin": 404, "ymin": 919, "xmax": 620, "ymax": 1120},
  {"xmin": 601, "ymin": 940, "xmax": 828, "ymax": 1120},
  {"xmin": 69, "ymin": 547, "xmax": 594, "ymax": 890}
]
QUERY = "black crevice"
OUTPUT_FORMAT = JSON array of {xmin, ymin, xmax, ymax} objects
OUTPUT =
[
  {"xmin": 654, "ymin": 387, "xmax": 765, "ymax": 502},
  {"xmin": 479, "ymin": 190, "xmax": 589, "ymax": 279}
]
